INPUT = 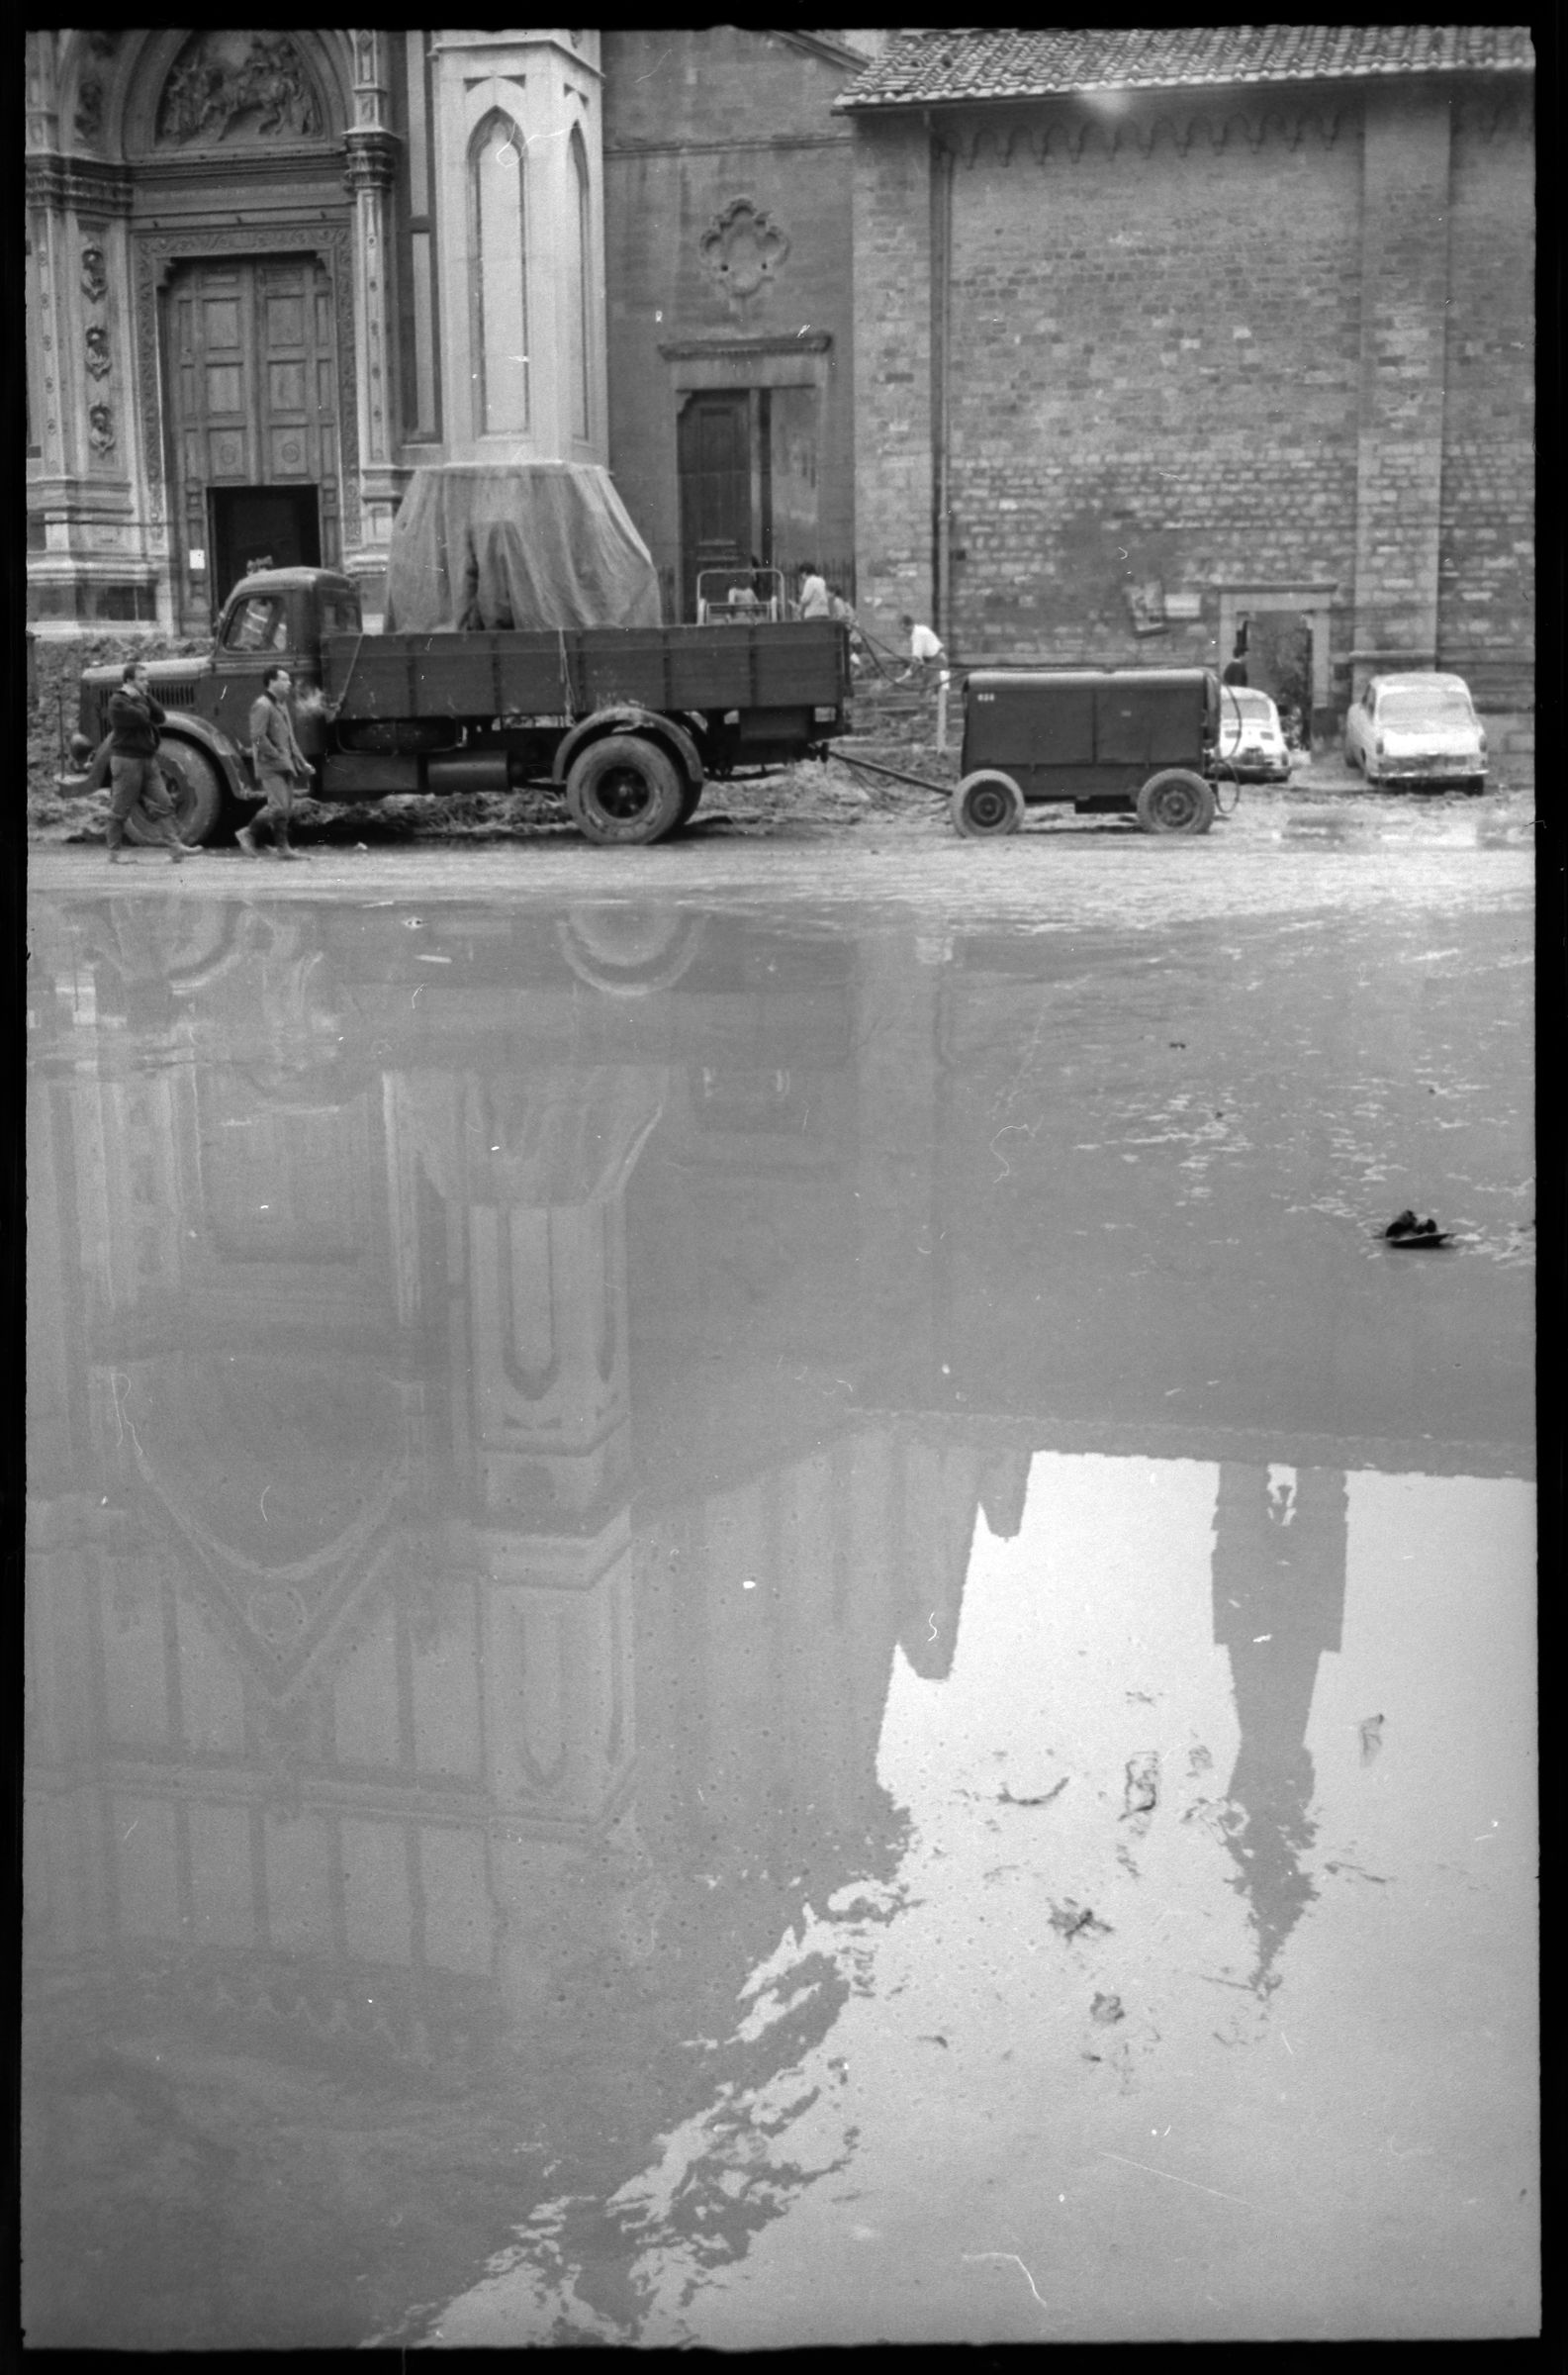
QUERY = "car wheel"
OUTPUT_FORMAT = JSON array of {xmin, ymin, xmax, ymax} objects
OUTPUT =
[
  {"xmin": 125, "ymin": 737, "xmax": 226, "ymax": 846},
  {"xmin": 566, "ymin": 735, "xmax": 686, "ymax": 845},
  {"xmin": 951, "ymin": 770, "xmax": 1025, "ymax": 838},
  {"xmin": 1136, "ymin": 769, "xmax": 1215, "ymax": 836}
]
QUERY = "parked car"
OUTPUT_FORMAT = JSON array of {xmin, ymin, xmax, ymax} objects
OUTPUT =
[
  {"xmin": 1217, "ymin": 686, "xmax": 1292, "ymax": 783},
  {"xmin": 1342, "ymin": 671, "xmax": 1488, "ymax": 791}
]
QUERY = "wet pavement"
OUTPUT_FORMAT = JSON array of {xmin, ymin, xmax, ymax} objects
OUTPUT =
[{"xmin": 24, "ymin": 818, "xmax": 1536, "ymax": 2345}]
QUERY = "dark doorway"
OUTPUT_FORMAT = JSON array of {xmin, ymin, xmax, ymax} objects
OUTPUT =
[
  {"xmin": 678, "ymin": 391, "xmax": 771, "ymax": 622},
  {"xmin": 211, "ymin": 486, "xmax": 322, "ymax": 610}
]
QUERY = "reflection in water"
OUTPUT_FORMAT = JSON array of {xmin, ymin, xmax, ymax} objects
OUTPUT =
[
  {"xmin": 1213, "ymin": 1465, "xmax": 1347, "ymax": 1993},
  {"xmin": 25, "ymin": 891, "xmax": 1533, "ymax": 2347}
]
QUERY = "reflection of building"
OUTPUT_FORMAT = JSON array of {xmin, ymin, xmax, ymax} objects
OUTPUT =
[
  {"xmin": 1211, "ymin": 1465, "xmax": 1348, "ymax": 1992},
  {"xmin": 24, "ymin": 888, "xmax": 1530, "ymax": 2343},
  {"xmin": 24, "ymin": 891, "xmax": 1003, "ymax": 2345}
]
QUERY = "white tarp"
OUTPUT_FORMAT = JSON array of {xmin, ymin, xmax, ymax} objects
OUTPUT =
[{"xmin": 383, "ymin": 462, "xmax": 663, "ymax": 632}]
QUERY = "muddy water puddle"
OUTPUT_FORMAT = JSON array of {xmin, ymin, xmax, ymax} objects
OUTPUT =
[{"xmin": 25, "ymin": 880, "xmax": 1535, "ymax": 2345}]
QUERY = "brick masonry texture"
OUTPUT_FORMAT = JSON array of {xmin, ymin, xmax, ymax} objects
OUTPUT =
[{"xmin": 853, "ymin": 84, "xmax": 1533, "ymax": 714}]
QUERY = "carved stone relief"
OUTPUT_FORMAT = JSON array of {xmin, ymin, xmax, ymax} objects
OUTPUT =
[
  {"xmin": 85, "ymin": 323, "xmax": 112, "ymax": 380},
  {"xmin": 88, "ymin": 402, "xmax": 115, "ymax": 455},
  {"xmin": 698, "ymin": 198, "xmax": 790, "ymax": 314},
  {"xmin": 72, "ymin": 30, "xmax": 118, "ymax": 148},
  {"xmin": 156, "ymin": 32, "xmax": 323, "ymax": 147},
  {"xmin": 81, "ymin": 244, "xmax": 108, "ymax": 304}
]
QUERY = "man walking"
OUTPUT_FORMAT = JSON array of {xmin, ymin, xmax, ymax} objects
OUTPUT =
[
  {"xmin": 105, "ymin": 661, "xmax": 193, "ymax": 864},
  {"xmin": 238, "ymin": 664, "xmax": 310, "ymax": 859}
]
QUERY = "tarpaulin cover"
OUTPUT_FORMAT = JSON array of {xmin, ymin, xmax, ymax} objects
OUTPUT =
[{"xmin": 383, "ymin": 462, "xmax": 663, "ymax": 632}]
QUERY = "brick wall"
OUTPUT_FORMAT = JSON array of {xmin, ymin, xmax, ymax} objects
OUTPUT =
[
  {"xmin": 939, "ymin": 105, "xmax": 1364, "ymax": 669},
  {"xmin": 852, "ymin": 77, "xmax": 1533, "ymax": 717},
  {"xmin": 851, "ymin": 118, "xmax": 934, "ymax": 635},
  {"xmin": 1437, "ymin": 92, "xmax": 1535, "ymax": 708},
  {"xmin": 602, "ymin": 30, "xmax": 857, "ymax": 612}
]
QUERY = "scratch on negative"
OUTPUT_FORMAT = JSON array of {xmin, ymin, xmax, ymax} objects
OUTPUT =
[
  {"xmin": 963, "ymin": 2251, "xmax": 1047, "ymax": 2307},
  {"xmin": 1099, "ymin": 2151, "xmax": 1246, "ymax": 2206}
]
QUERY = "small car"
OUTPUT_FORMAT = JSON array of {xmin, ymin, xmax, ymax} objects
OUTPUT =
[
  {"xmin": 1342, "ymin": 671, "xmax": 1488, "ymax": 791},
  {"xmin": 1217, "ymin": 686, "xmax": 1292, "ymax": 783}
]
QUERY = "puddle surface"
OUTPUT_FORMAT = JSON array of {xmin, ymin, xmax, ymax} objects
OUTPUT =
[{"xmin": 25, "ymin": 884, "xmax": 1535, "ymax": 2345}]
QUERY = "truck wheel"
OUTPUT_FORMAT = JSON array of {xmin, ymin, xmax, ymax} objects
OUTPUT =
[
  {"xmin": 952, "ymin": 770, "xmax": 1024, "ymax": 838},
  {"xmin": 124, "ymin": 738, "xmax": 226, "ymax": 847},
  {"xmin": 567, "ymin": 735, "xmax": 685, "ymax": 845},
  {"xmin": 1136, "ymin": 769, "xmax": 1215, "ymax": 836},
  {"xmin": 677, "ymin": 778, "xmax": 704, "ymax": 826}
]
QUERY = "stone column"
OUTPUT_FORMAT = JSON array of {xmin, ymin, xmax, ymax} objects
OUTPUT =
[
  {"xmin": 1350, "ymin": 88, "xmax": 1453, "ymax": 680},
  {"xmin": 343, "ymin": 31, "xmax": 404, "ymax": 622}
]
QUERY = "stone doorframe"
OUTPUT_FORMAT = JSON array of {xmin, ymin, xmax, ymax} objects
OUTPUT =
[
  {"xmin": 1216, "ymin": 581, "xmax": 1338, "ymax": 733},
  {"xmin": 134, "ymin": 220, "xmax": 359, "ymax": 555}
]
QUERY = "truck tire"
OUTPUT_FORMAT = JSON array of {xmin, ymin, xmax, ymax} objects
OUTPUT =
[
  {"xmin": 124, "ymin": 737, "xmax": 226, "ymax": 847},
  {"xmin": 952, "ymin": 769, "xmax": 1025, "ymax": 838},
  {"xmin": 677, "ymin": 778, "xmax": 704, "ymax": 827},
  {"xmin": 1136, "ymin": 769, "xmax": 1215, "ymax": 836},
  {"xmin": 566, "ymin": 734, "xmax": 685, "ymax": 845}
]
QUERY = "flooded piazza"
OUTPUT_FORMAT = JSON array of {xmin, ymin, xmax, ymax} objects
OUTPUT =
[{"xmin": 23, "ymin": 838, "xmax": 1536, "ymax": 2345}]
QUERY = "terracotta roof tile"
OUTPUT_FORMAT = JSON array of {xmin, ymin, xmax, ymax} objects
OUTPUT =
[{"xmin": 833, "ymin": 26, "xmax": 1535, "ymax": 111}]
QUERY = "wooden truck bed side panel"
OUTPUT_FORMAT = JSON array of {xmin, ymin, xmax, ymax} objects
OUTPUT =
[{"xmin": 323, "ymin": 624, "xmax": 845, "ymax": 721}]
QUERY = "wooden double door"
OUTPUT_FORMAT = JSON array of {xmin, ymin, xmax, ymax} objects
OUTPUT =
[{"xmin": 164, "ymin": 254, "xmax": 342, "ymax": 626}]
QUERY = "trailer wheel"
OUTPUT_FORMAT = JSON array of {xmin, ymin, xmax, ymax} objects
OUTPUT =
[
  {"xmin": 1136, "ymin": 769, "xmax": 1215, "ymax": 836},
  {"xmin": 952, "ymin": 769, "xmax": 1025, "ymax": 839},
  {"xmin": 124, "ymin": 737, "xmax": 227, "ymax": 847},
  {"xmin": 566, "ymin": 735, "xmax": 686, "ymax": 845}
]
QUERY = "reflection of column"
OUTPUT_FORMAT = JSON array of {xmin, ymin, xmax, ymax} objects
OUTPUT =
[{"xmin": 1211, "ymin": 1464, "xmax": 1347, "ymax": 1991}]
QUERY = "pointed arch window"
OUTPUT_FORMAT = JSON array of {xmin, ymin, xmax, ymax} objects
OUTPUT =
[
  {"xmin": 567, "ymin": 125, "xmax": 592, "ymax": 440},
  {"xmin": 469, "ymin": 110, "xmax": 528, "ymax": 434}
]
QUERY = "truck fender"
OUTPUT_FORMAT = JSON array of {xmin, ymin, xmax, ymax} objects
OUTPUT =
[
  {"xmin": 553, "ymin": 707, "xmax": 703, "ymax": 791},
  {"xmin": 79, "ymin": 714, "xmax": 253, "ymax": 801}
]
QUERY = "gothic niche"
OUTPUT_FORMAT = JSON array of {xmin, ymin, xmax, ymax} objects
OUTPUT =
[
  {"xmin": 85, "ymin": 324, "xmax": 112, "ymax": 381},
  {"xmin": 155, "ymin": 31, "xmax": 322, "ymax": 147},
  {"xmin": 73, "ymin": 29, "xmax": 118, "ymax": 147},
  {"xmin": 88, "ymin": 403, "xmax": 115, "ymax": 456},
  {"xmin": 698, "ymin": 197, "xmax": 790, "ymax": 314},
  {"xmin": 81, "ymin": 245, "xmax": 108, "ymax": 305}
]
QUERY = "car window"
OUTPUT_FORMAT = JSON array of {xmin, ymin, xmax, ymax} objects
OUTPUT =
[
  {"xmin": 1379, "ymin": 689, "xmax": 1474, "ymax": 725},
  {"xmin": 1227, "ymin": 692, "xmax": 1274, "ymax": 718},
  {"xmin": 225, "ymin": 596, "xmax": 289, "ymax": 652},
  {"xmin": 321, "ymin": 594, "xmax": 362, "ymax": 636}
]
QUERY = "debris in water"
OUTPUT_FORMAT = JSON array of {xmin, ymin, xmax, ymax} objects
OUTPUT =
[
  {"xmin": 1359, "ymin": 1714, "xmax": 1385, "ymax": 1763},
  {"xmin": 1090, "ymin": 1993, "xmax": 1125, "ymax": 2025},
  {"xmin": 1121, "ymin": 1752, "xmax": 1159, "ymax": 1824},
  {"xmin": 1050, "ymin": 1899, "xmax": 1111, "ymax": 1942},
  {"xmin": 998, "ymin": 1777, "xmax": 1067, "ymax": 1808},
  {"xmin": 1383, "ymin": 1209, "xmax": 1453, "ymax": 1247}
]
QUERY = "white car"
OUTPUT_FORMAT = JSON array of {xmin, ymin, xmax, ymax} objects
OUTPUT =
[
  {"xmin": 1217, "ymin": 686, "xmax": 1292, "ymax": 783},
  {"xmin": 1343, "ymin": 671, "xmax": 1488, "ymax": 791}
]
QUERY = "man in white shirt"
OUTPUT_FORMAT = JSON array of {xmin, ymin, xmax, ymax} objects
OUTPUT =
[
  {"xmin": 899, "ymin": 613, "xmax": 945, "ymax": 677},
  {"xmin": 796, "ymin": 564, "xmax": 831, "ymax": 620}
]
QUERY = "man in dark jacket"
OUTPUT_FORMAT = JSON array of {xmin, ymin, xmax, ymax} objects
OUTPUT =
[
  {"xmin": 238, "ymin": 664, "xmax": 310, "ymax": 859},
  {"xmin": 106, "ymin": 660, "xmax": 193, "ymax": 863}
]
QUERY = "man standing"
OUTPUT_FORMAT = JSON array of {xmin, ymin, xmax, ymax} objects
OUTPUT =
[
  {"xmin": 239, "ymin": 664, "xmax": 310, "ymax": 859},
  {"xmin": 796, "ymin": 564, "xmax": 831, "ymax": 620},
  {"xmin": 105, "ymin": 661, "xmax": 193, "ymax": 864}
]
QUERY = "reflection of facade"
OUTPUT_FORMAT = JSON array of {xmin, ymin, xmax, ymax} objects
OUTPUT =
[
  {"xmin": 24, "ymin": 892, "xmax": 1009, "ymax": 2344},
  {"xmin": 24, "ymin": 891, "xmax": 1529, "ymax": 2343}
]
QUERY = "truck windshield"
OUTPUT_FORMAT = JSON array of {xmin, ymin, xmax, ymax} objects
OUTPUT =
[{"xmin": 224, "ymin": 596, "xmax": 289, "ymax": 652}]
